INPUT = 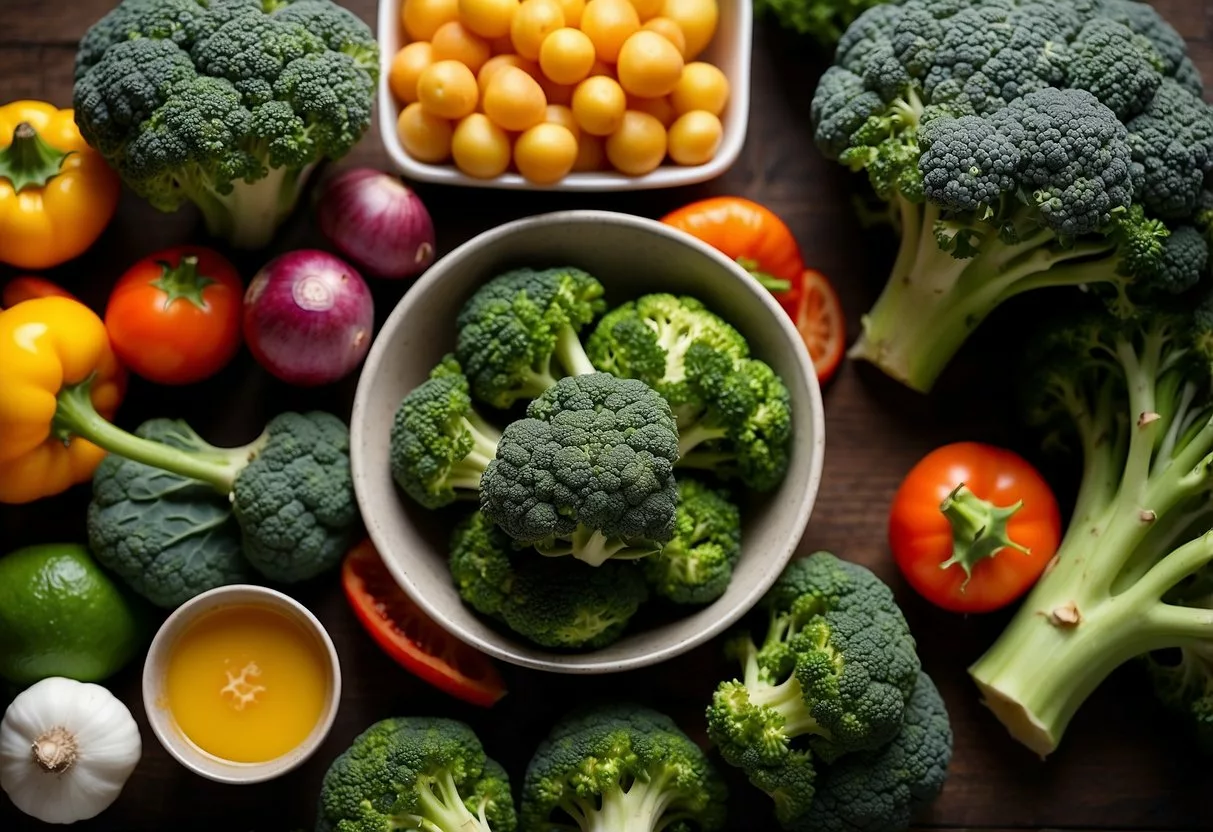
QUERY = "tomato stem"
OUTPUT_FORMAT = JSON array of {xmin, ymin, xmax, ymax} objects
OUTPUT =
[
  {"xmin": 151, "ymin": 255, "xmax": 215, "ymax": 310},
  {"xmin": 939, "ymin": 483, "xmax": 1030, "ymax": 587},
  {"xmin": 736, "ymin": 257, "xmax": 792, "ymax": 294},
  {"xmin": 0, "ymin": 122, "xmax": 72, "ymax": 193}
]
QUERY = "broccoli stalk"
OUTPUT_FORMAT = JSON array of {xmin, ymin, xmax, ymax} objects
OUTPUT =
[
  {"xmin": 969, "ymin": 311, "xmax": 1213, "ymax": 756},
  {"xmin": 187, "ymin": 161, "xmax": 317, "ymax": 251},
  {"xmin": 534, "ymin": 525, "xmax": 662, "ymax": 565}
]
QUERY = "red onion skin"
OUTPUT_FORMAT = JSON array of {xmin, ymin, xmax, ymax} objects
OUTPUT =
[
  {"xmin": 316, "ymin": 168, "xmax": 436, "ymax": 280},
  {"xmin": 243, "ymin": 250, "xmax": 374, "ymax": 387}
]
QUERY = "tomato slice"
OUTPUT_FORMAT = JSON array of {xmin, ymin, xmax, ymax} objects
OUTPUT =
[
  {"xmin": 342, "ymin": 540, "xmax": 507, "ymax": 707},
  {"xmin": 796, "ymin": 269, "xmax": 845, "ymax": 384}
]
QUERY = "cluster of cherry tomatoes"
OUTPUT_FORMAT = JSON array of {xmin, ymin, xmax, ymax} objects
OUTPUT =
[{"xmin": 389, "ymin": 0, "xmax": 728, "ymax": 183}]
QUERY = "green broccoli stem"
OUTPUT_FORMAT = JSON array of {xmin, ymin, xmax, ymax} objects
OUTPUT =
[
  {"xmin": 52, "ymin": 377, "xmax": 266, "ymax": 494},
  {"xmin": 447, "ymin": 414, "xmax": 502, "ymax": 491},
  {"xmin": 939, "ymin": 484, "xmax": 1029, "ymax": 584},
  {"xmin": 677, "ymin": 423, "xmax": 728, "ymax": 458},
  {"xmin": 188, "ymin": 162, "xmax": 316, "ymax": 250},
  {"xmin": 554, "ymin": 326, "xmax": 598, "ymax": 377},
  {"xmin": 0, "ymin": 122, "xmax": 71, "ymax": 193},
  {"xmin": 404, "ymin": 770, "xmax": 493, "ymax": 832},
  {"xmin": 567, "ymin": 768, "xmax": 685, "ymax": 832}
]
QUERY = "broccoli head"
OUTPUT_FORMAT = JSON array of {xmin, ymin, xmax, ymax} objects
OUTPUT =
[
  {"xmin": 812, "ymin": 0, "xmax": 1213, "ymax": 392},
  {"xmin": 521, "ymin": 703, "xmax": 727, "ymax": 832},
  {"xmin": 449, "ymin": 511, "xmax": 649, "ymax": 649},
  {"xmin": 316, "ymin": 716, "xmax": 516, "ymax": 832},
  {"xmin": 706, "ymin": 552, "xmax": 921, "ymax": 824},
  {"xmin": 87, "ymin": 419, "xmax": 251, "ymax": 608},
  {"xmin": 644, "ymin": 477, "xmax": 742, "ymax": 605},
  {"xmin": 391, "ymin": 355, "xmax": 502, "ymax": 510},
  {"xmin": 790, "ymin": 671, "xmax": 953, "ymax": 832},
  {"xmin": 73, "ymin": 0, "xmax": 378, "ymax": 249},
  {"xmin": 455, "ymin": 267, "xmax": 606, "ymax": 409},
  {"xmin": 585, "ymin": 294, "xmax": 749, "ymax": 422},
  {"xmin": 480, "ymin": 373, "xmax": 681, "ymax": 566}
]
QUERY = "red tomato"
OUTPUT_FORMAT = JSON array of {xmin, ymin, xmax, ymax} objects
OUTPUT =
[
  {"xmin": 661, "ymin": 197, "xmax": 806, "ymax": 321},
  {"xmin": 796, "ymin": 269, "xmax": 845, "ymax": 384},
  {"xmin": 1, "ymin": 276, "xmax": 78, "ymax": 309},
  {"xmin": 104, "ymin": 247, "xmax": 243, "ymax": 385},
  {"xmin": 342, "ymin": 539, "xmax": 507, "ymax": 708},
  {"xmin": 889, "ymin": 442, "xmax": 1062, "ymax": 613}
]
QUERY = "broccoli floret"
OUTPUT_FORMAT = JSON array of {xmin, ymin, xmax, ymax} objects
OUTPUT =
[
  {"xmin": 316, "ymin": 716, "xmax": 516, "ymax": 832},
  {"xmin": 790, "ymin": 671, "xmax": 953, "ymax": 832},
  {"xmin": 449, "ymin": 512, "xmax": 648, "ymax": 649},
  {"xmin": 480, "ymin": 374, "xmax": 681, "ymax": 566},
  {"xmin": 391, "ymin": 355, "xmax": 502, "ymax": 510},
  {"xmin": 706, "ymin": 552, "xmax": 920, "ymax": 824},
  {"xmin": 87, "ymin": 419, "xmax": 251, "ymax": 608},
  {"xmin": 455, "ymin": 268, "xmax": 606, "ymax": 409},
  {"xmin": 753, "ymin": 0, "xmax": 892, "ymax": 48},
  {"xmin": 644, "ymin": 478, "xmax": 742, "ymax": 605},
  {"xmin": 969, "ymin": 307, "xmax": 1213, "ymax": 756},
  {"xmin": 585, "ymin": 294, "xmax": 749, "ymax": 423},
  {"xmin": 73, "ymin": 0, "xmax": 378, "ymax": 250},
  {"xmin": 521, "ymin": 704, "xmax": 727, "ymax": 832},
  {"xmin": 812, "ymin": 0, "xmax": 1213, "ymax": 393},
  {"xmin": 676, "ymin": 359, "xmax": 794, "ymax": 492}
]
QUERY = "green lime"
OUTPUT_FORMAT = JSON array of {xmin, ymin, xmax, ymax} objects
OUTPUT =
[{"xmin": 0, "ymin": 544, "xmax": 143, "ymax": 684}]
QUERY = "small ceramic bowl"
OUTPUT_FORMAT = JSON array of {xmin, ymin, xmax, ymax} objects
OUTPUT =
[
  {"xmin": 350, "ymin": 210, "xmax": 826, "ymax": 674},
  {"xmin": 141, "ymin": 585, "xmax": 341, "ymax": 784}
]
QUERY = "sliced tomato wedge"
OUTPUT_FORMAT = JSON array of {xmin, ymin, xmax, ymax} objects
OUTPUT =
[
  {"xmin": 342, "ymin": 539, "xmax": 507, "ymax": 708},
  {"xmin": 796, "ymin": 269, "xmax": 845, "ymax": 385}
]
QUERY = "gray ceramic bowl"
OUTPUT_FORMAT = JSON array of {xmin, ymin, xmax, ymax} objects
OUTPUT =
[{"xmin": 350, "ymin": 210, "xmax": 825, "ymax": 673}]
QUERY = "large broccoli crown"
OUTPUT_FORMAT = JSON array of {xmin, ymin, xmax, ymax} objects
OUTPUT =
[
  {"xmin": 449, "ymin": 511, "xmax": 648, "ymax": 649},
  {"xmin": 232, "ymin": 410, "xmax": 358, "ymax": 583},
  {"xmin": 644, "ymin": 477, "xmax": 742, "ymax": 605},
  {"xmin": 791, "ymin": 672, "xmax": 953, "ymax": 832},
  {"xmin": 317, "ymin": 716, "xmax": 516, "ymax": 832},
  {"xmin": 455, "ymin": 267, "xmax": 607, "ymax": 409},
  {"xmin": 521, "ymin": 704, "xmax": 728, "ymax": 832},
  {"xmin": 391, "ymin": 355, "xmax": 502, "ymax": 510},
  {"xmin": 87, "ymin": 418, "xmax": 250, "ymax": 609},
  {"xmin": 480, "ymin": 373, "xmax": 681, "ymax": 564},
  {"xmin": 72, "ymin": 0, "xmax": 377, "ymax": 248}
]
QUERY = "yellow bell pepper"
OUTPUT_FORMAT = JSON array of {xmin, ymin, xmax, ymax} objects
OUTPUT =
[
  {"xmin": 0, "ymin": 100, "xmax": 121, "ymax": 270},
  {"xmin": 0, "ymin": 297, "xmax": 127, "ymax": 504}
]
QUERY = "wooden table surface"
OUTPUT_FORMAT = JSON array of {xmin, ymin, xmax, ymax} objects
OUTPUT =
[{"xmin": 5, "ymin": 1, "xmax": 1213, "ymax": 830}]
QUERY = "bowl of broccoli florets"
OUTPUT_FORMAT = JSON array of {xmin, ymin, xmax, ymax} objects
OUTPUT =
[{"xmin": 350, "ymin": 210, "xmax": 825, "ymax": 672}]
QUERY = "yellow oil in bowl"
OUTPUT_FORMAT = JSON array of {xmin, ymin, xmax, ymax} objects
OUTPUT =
[{"xmin": 164, "ymin": 604, "xmax": 330, "ymax": 764}]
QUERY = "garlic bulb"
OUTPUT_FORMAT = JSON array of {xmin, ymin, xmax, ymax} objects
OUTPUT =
[{"xmin": 0, "ymin": 677, "xmax": 141, "ymax": 824}]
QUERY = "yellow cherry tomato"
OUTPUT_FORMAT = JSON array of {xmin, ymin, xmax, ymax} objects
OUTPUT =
[
  {"xmin": 397, "ymin": 103, "xmax": 455, "ymax": 163},
  {"xmin": 545, "ymin": 104, "xmax": 581, "ymax": 138},
  {"xmin": 403, "ymin": 0, "xmax": 460, "ymax": 41},
  {"xmin": 389, "ymin": 42, "xmax": 435, "ymax": 104},
  {"xmin": 554, "ymin": 0, "xmax": 586, "ymax": 26},
  {"xmin": 641, "ymin": 16, "xmax": 686, "ymax": 56},
  {"xmin": 539, "ymin": 27, "xmax": 596, "ymax": 85},
  {"xmin": 451, "ymin": 113, "xmax": 513, "ymax": 177},
  {"xmin": 459, "ymin": 0, "xmax": 520, "ymax": 38},
  {"xmin": 418, "ymin": 60, "xmax": 480, "ymax": 119},
  {"xmin": 572, "ymin": 75, "xmax": 627, "ymax": 136},
  {"xmin": 478, "ymin": 53, "xmax": 540, "ymax": 96},
  {"xmin": 669, "ymin": 60, "xmax": 728, "ymax": 114},
  {"xmin": 605, "ymin": 109, "xmax": 667, "ymax": 174},
  {"xmin": 667, "ymin": 109, "xmax": 720, "ymax": 165},
  {"xmin": 659, "ymin": 0, "xmax": 716, "ymax": 59},
  {"xmin": 616, "ymin": 30, "xmax": 683, "ymax": 98},
  {"xmin": 580, "ymin": 0, "xmax": 641, "ymax": 63},
  {"xmin": 483, "ymin": 66, "xmax": 548, "ymax": 131},
  {"xmin": 510, "ymin": 0, "xmax": 566, "ymax": 60},
  {"xmin": 430, "ymin": 20, "xmax": 493, "ymax": 73},
  {"xmin": 626, "ymin": 93, "xmax": 674, "ymax": 126},
  {"xmin": 573, "ymin": 132, "xmax": 606, "ymax": 170},
  {"xmin": 514, "ymin": 122, "xmax": 579, "ymax": 183},
  {"xmin": 627, "ymin": 0, "xmax": 663, "ymax": 21}
]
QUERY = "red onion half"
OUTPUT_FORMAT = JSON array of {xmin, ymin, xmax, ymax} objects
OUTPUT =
[
  {"xmin": 316, "ymin": 168, "xmax": 436, "ymax": 280},
  {"xmin": 243, "ymin": 250, "xmax": 374, "ymax": 386}
]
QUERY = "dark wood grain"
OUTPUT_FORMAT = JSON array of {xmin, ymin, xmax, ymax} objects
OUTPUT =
[{"xmin": 4, "ymin": 1, "xmax": 1213, "ymax": 830}]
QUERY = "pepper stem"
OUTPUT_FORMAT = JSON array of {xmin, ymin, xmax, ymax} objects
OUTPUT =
[
  {"xmin": 151, "ymin": 255, "xmax": 215, "ymax": 310},
  {"xmin": 939, "ymin": 483, "xmax": 1030, "ymax": 587},
  {"xmin": 736, "ymin": 257, "xmax": 792, "ymax": 294},
  {"xmin": 51, "ymin": 376, "xmax": 252, "ymax": 494},
  {"xmin": 0, "ymin": 122, "xmax": 72, "ymax": 193},
  {"xmin": 32, "ymin": 726, "xmax": 78, "ymax": 774}
]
